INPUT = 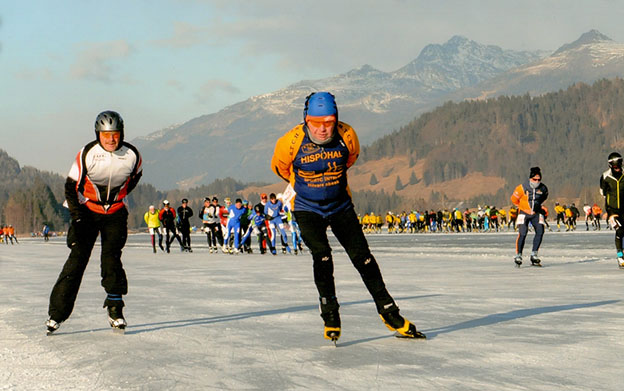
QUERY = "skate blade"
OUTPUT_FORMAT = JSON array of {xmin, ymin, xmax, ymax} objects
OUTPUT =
[
  {"xmin": 324, "ymin": 327, "xmax": 340, "ymax": 345},
  {"xmin": 394, "ymin": 332, "xmax": 427, "ymax": 339}
]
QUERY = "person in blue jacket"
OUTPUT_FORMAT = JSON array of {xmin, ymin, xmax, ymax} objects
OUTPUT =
[
  {"xmin": 264, "ymin": 193, "xmax": 292, "ymax": 254},
  {"xmin": 224, "ymin": 198, "xmax": 247, "ymax": 254},
  {"xmin": 271, "ymin": 92, "xmax": 425, "ymax": 343},
  {"xmin": 241, "ymin": 204, "xmax": 276, "ymax": 254}
]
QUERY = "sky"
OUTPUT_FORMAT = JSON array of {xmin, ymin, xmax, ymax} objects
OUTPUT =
[{"xmin": 1, "ymin": 0, "xmax": 623, "ymax": 175}]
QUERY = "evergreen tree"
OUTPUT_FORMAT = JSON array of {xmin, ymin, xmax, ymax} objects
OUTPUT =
[
  {"xmin": 395, "ymin": 176, "xmax": 404, "ymax": 191},
  {"xmin": 409, "ymin": 171, "xmax": 419, "ymax": 185},
  {"xmin": 369, "ymin": 173, "xmax": 379, "ymax": 185}
]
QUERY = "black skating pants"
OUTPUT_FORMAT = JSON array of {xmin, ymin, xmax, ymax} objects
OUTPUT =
[
  {"xmin": 516, "ymin": 213, "xmax": 544, "ymax": 255},
  {"xmin": 294, "ymin": 207, "xmax": 398, "ymax": 316},
  {"xmin": 180, "ymin": 223, "xmax": 191, "ymax": 249},
  {"xmin": 164, "ymin": 225, "xmax": 183, "ymax": 250},
  {"xmin": 48, "ymin": 208, "xmax": 128, "ymax": 322},
  {"xmin": 205, "ymin": 223, "xmax": 222, "ymax": 247},
  {"xmin": 612, "ymin": 215, "xmax": 624, "ymax": 253}
]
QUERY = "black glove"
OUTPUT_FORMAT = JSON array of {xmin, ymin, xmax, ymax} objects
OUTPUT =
[
  {"xmin": 69, "ymin": 204, "xmax": 91, "ymax": 224},
  {"xmin": 67, "ymin": 206, "xmax": 91, "ymax": 248}
]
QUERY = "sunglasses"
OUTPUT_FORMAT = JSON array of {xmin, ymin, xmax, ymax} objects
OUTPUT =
[{"xmin": 308, "ymin": 119, "xmax": 335, "ymax": 128}]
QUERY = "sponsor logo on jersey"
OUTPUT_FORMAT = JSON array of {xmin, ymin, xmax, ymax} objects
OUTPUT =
[
  {"xmin": 301, "ymin": 143, "xmax": 320, "ymax": 154},
  {"xmin": 300, "ymin": 150, "xmax": 343, "ymax": 164}
]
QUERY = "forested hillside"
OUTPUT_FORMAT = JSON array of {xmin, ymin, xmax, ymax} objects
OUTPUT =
[{"xmin": 359, "ymin": 78, "xmax": 624, "ymax": 207}]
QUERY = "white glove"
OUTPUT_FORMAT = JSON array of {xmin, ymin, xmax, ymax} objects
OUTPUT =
[{"xmin": 609, "ymin": 215, "xmax": 620, "ymax": 228}]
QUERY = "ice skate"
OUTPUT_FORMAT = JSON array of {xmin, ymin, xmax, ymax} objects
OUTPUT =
[
  {"xmin": 530, "ymin": 254, "xmax": 542, "ymax": 267},
  {"xmin": 618, "ymin": 256, "xmax": 624, "ymax": 269},
  {"xmin": 514, "ymin": 254, "xmax": 522, "ymax": 267},
  {"xmin": 107, "ymin": 306, "xmax": 127, "ymax": 334},
  {"xmin": 380, "ymin": 310, "xmax": 426, "ymax": 339},
  {"xmin": 45, "ymin": 318, "xmax": 61, "ymax": 335},
  {"xmin": 321, "ymin": 309, "xmax": 341, "ymax": 346}
]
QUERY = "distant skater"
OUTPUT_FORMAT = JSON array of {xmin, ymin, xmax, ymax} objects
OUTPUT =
[
  {"xmin": 511, "ymin": 166, "xmax": 549, "ymax": 267},
  {"xmin": 599, "ymin": 152, "xmax": 624, "ymax": 268}
]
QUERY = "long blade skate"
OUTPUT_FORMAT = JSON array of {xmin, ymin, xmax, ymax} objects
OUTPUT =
[
  {"xmin": 380, "ymin": 313, "xmax": 426, "ymax": 339},
  {"xmin": 324, "ymin": 327, "xmax": 341, "ymax": 346},
  {"xmin": 45, "ymin": 319, "xmax": 61, "ymax": 336},
  {"xmin": 107, "ymin": 305, "xmax": 127, "ymax": 334},
  {"xmin": 109, "ymin": 317, "xmax": 127, "ymax": 334}
]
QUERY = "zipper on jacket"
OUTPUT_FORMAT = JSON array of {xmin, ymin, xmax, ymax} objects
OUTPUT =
[{"xmin": 106, "ymin": 151, "xmax": 114, "ymax": 212}]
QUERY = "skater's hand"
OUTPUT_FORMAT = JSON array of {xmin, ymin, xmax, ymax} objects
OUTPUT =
[
  {"xmin": 70, "ymin": 205, "xmax": 91, "ymax": 224},
  {"xmin": 609, "ymin": 215, "xmax": 620, "ymax": 228}
]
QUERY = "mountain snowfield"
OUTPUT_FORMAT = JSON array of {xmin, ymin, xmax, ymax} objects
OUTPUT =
[{"xmin": 1, "ymin": 231, "xmax": 622, "ymax": 390}]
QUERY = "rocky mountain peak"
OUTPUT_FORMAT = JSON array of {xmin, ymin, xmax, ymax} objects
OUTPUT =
[{"xmin": 553, "ymin": 29, "xmax": 613, "ymax": 55}]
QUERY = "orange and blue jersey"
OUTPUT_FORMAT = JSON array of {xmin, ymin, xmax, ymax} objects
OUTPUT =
[
  {"xmin": 510, "ymin": 179, "xmax": 549, "ymax": 215},
  {"xmin": 271, "ymin": 121, "xmax": 359, "ymax": 217}
]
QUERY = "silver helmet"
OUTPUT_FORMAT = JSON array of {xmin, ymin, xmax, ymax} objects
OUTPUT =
[{"xmin": 94, "ymin": 110, "xmax": 124, "ymax": 143}]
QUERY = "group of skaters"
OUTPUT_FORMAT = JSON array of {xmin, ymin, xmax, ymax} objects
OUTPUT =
[
  {"xmin": 46, "ymin": 97, "xmax": 426, "ymax": 341},
  {"xmin": 143, "ymin": 193, "xmax": 305, "ymax": 256},
  {"xmin": 361, "ymin": 202, "xmax": 610, "ymax": 234},
  {"xmin": 48, "ymin": 94, "xmax": 624, "ymax": 343},
  {"xmin": 0, "ymin": 225, "xmax": 19, "ymax": 244}
]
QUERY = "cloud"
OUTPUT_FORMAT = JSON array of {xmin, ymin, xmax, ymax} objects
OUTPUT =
[
  {"xmin": 15, "ymin": 67, "xmax": 54, "ymax": 80},
  {"xmin": 167, "ymin": 79, "xmax": 186, "ymax": 92},
  {"xmin": 194, "ymin": 79, "xmax": 241, "ymax": 102},
  {"xmin": 195, "ymin": 0, "xmax": 621, "ymax": 74},
  {"xmin": 70, "ymin": 40, "xmax": 133, "ymax": 82},
  {"xmin": 152, "ymin": 21, "xmax": 210, "ymax": 49}
]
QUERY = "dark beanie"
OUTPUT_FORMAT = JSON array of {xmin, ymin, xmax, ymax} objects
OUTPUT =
[{"xmin": 529, "ymin": 166, "xmax": 542, "ymax": 178}]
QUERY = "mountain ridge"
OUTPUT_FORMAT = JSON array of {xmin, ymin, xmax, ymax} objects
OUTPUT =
[{"xmin": 134, "ymin": 35, "xmax": 547, "ymax": 189}]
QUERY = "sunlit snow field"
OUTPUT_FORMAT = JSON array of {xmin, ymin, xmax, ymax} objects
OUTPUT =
[{"xmin": 1, "ymin": 230, "xmax": 622, "ymax": 390}]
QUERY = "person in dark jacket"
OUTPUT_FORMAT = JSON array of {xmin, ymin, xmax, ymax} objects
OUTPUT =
[
  {"xmin": 510, "ymin": 166, "xmax": 549, "ymax": 267},
  {"xmin": 159, "ymin": 200, "xmax": 183, "ymax": 253},
  {"xmin": 600, "ymin": 152, "xmax": 624, "ymax": 268},
  {"xmin": 177, "ymin": 198, "xmax": 194, "ymax": 252}
]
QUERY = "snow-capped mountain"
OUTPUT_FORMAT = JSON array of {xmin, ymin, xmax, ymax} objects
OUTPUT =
[
  {"xmin": 134, "ymin": 35, "xmax": 548, "ymax": 189},
  {"xmin": 456, "ymin": 30, "xmax": 624, "ymax": 100}
]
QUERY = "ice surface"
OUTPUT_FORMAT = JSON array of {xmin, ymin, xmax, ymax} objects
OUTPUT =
[{"xmin": 0, "ymin": 231, "xmax": 622, "ymax": 390}]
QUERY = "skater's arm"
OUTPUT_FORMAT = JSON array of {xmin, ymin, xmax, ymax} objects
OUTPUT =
[{"xmin": 64, "ymin": 177, "xmax": 85, "ymax": 221}]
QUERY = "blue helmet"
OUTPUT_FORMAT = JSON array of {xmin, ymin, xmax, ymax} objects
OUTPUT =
[{"xmin": 303, "ymin": 92, "xmax": 338, "ymax": 120}]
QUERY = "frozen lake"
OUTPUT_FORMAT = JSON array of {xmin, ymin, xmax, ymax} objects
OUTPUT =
[{"xmin": 1, "ymin": 230, "xmax": 622, "ymax": 390}]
